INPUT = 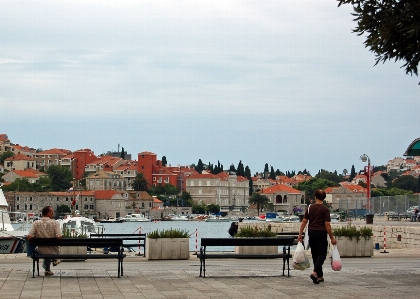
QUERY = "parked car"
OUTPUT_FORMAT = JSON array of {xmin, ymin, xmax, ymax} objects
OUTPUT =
[{"xmin": 406, "ymin": 206, "xmax": 419, "ymax": 216}]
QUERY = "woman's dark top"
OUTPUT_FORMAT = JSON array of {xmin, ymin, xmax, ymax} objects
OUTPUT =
[{"xmin": 304, "ymin": 203, "xmax": 331, "ymax": 232}]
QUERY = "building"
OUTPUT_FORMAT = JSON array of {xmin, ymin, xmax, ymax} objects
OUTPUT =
[
  {"xmin": 85, "ymin": 170, "xmax": 128, "ymax": 191},
  {"xmin": 4, "ymin": 153, "xmax": 36, "ymax": 171},
  {"xmin": 34, "ymin": 148, "xmax": 72, "ymax": 171},
  {"xmin": 186, "ymin": 172, "xmax": 249, "ymax": 211},
  {"xmin": 2, "ymin": 169, "xmax": 47, "ymax": 184},
  {"xmin": 260, "ymin": 184, "xmax": 305, "ymax": 214},
  {"xmin": 325, "ymin": 183, "xmax": 368, "ymax": 210}
]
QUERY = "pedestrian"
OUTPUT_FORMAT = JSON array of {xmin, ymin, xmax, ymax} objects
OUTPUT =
[
  {"xmin": 27, "ymin": 206, "xmax": 62, "ymax": 276},
  {"xmin": 411, "ymin": 208, "xmax": 419, "ymax": 222},
  {"xmin": 298, "ymin": 189, "xmax": 337, "ymax": 284}
]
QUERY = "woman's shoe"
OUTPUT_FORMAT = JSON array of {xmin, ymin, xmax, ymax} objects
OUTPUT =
[
  {"xmin": 310, "ymin": 274, "xmax": 319, "ymax": 284},
  {"xmin": 317, "ymin": 278, "xmax": 324, "ymax": 282}
]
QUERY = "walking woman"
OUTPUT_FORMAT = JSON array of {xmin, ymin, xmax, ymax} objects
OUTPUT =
[{"xmin": 298, "ymin": 189, "xmax": 337, "ymax": 284}]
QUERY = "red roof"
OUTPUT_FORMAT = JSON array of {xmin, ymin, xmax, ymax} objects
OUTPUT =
[{"xmin": 261, "ymin": 184, "xmax": 301, "ymax": 194}]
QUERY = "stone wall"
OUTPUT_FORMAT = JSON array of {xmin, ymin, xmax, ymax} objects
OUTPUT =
[{"xmin": 237, "ymin": 222, "xmax": 420, "ymax": 249}]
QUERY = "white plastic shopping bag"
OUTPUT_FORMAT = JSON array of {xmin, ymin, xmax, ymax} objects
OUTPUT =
[
  {"xmin": 303, "ymin": 229, "xmax": 309, "ymax": 250},
  {"xmin": 331, "ymin": 245, "xmax": 342, "ymax": 271},
  {"xmin": 292, "ymin": 242, "xmax": 310, "ymax": 270}
]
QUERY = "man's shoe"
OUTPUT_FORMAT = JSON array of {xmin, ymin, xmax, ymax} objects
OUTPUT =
[
  {"xmin": 53, "ymin": 260, "xmax": 61, "ymax": 266},
  {"xmin": 44, "ymin": 270, "xmax": 54, "ymax": 276}
]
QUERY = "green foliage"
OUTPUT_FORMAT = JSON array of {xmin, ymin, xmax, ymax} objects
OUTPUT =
[
  {"xmin": 235, "ymin": 225, "xmax": 277, "ymax": 238},
  {"xmin": 62, "ymin": 228, "xmax": 87, "ymax": 238},
  {"xmin": 207, "ymin": 204, "xmax": 220, "ymax": 214},
  {"xmin": 371, "ymin": 187, "xmax": 413, "ymax": 197},
  {"xmin": 195, "ymin": 159, "xmax": 204, "ymax": 173},
  {"xmin": 315, "ymin": 169, "xmax": 341, "ymax": 184},
  {"xmin": 338, "ymin": 0, "xmax": 420, "ymax": 79},
  {"xmin": 56, "ymin": 204, "xmax": 71, "ymax": 216},
  {"xmin": 147, "ymin": 228, "xmax": 189, "ymax": 239},
  {"xmin": 0, "ymin": 151, "xmax": 14, "ymax": 165},
  {"xmin": 390, "ymin": 175, "xmax": 418, "ymax": 192},
  {"xmin": 132, "ymin": 173, "xmax": 149, "ymax": 191},
  {"xmin": 192, "ymin": 202, "xmax": 207, "ymax": 214},
  {"xmin": 295, "ymin": 177, "xmax": 339, "ymax": 200},
  {"xmin": 248, "ymin": 192, "xmax": 270, "ymax": 214},
  {"xmin": 47, "ymin": 165, "xmax": 73, "ymax": 191},
  {"xmin": 333, "ymin": 225, "xmax": 372, "ymax": 242}
]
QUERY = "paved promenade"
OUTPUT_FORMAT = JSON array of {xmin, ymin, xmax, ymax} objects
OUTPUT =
[{"xmin": 0, "ymin": 247, "xmax": 419, "ymax": 299}]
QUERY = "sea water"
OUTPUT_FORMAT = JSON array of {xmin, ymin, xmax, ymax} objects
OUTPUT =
[{"xmin": 100, "ymin": 220, "xmax": 233, "ymax": 252}]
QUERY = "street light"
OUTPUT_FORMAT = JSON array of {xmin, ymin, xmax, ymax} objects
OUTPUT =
[{"xmin": 360, "ymin": 154, "xmax": 372, "ymax": 213}]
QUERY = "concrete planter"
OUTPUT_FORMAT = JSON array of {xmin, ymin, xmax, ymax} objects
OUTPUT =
[
  {"xmin": 146, "ymin": 238, "xmax": 190, "ymax": 260},
  {"xmin": 336, "ymin": 237, "xmax": 373, "ymax": 257},
  {"xmin": 234, "ymin": 245, "xmax": 278, "ymax": 254}
]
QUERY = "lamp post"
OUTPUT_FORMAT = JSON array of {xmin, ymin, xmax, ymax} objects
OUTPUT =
[{"xmin": 360, "ymin": 154, "xmax": 372, "ymax": 213}]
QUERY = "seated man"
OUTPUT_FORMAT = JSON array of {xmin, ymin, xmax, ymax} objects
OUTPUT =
[{"xmin": 27, "ymin": 206, "xmax": 62, "ymax": 276}]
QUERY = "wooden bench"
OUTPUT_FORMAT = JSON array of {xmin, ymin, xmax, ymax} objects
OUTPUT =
[
  {"xmin": 29, "ymin": 238, "xmax": 126, "ymax": 278},
  {"xmin": 386, "ymin": 214, "xmax": 411, "ymax": 221},
  {"xmin": 197, "ymin": 237, "xmax": 295, "ymax": 278},
  {"xmin": 90, "ymin": 233, "xmax": 147, "ymax": 257}
]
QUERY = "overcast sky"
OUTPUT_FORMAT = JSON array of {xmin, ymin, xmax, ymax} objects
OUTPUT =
[{"xmin": 1, "ymin": 0, "xmax": 418, "ymax": 176}]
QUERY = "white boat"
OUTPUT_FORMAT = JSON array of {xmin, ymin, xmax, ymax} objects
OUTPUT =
[
  {"xmin": 169, "ymin": 214, "xmax": 190, "ymax": 221},
  {"xmin": 58, "ymin": 214, "xmax": 105, "ymax": 237},
  {"xmin": 121, "ymin": 214, "xmax": 151, "ymax": 222},
  {"xmin": 205, "ymin": 215, "xmax": 231, "ymax": 222},
  {"xmin": 0, "ymin": 188, "xmax": 29, "ymax": 253}
]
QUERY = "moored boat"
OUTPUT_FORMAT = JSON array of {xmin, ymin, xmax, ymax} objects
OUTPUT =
[
  {"xmin": 0, "ymin": 188, "xmax": 29, "ymax": 253},
  {"xmin": 58, "ymin": 214, "xmax": 105, "ymax": 236},
  {"xmin": 121, "ymin": 213, "xmax": 151, "ymax": 222}
]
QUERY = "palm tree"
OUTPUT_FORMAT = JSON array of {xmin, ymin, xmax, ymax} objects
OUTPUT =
[
  {"xmin": 248, "ymin": 192, "xmax": 270, "ymax": 215},
  {"xmin": 132, "ymin": 173, "xmax": 149, "ymax": 191}
]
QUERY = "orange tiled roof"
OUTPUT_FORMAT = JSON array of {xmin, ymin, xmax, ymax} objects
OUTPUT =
[
  {"xmin": 261, "ymin": 184, "xmax": 301, "ymax": 194},
  {"xmin": 5, "ymin": 153, "xmax": 34, "ymax": 161},
  {"xmin": 94, "ymin": 190, "xmax": 123, "ymax": 199},
  {"xmin": 37, "ymin": 148, "xmax": 71, "ymax": 155}
]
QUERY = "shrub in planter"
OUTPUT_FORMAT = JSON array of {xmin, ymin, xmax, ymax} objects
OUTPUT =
[
  {"xmin": 235, "ymin": 225, "xmax": 277, "ymax": 238},
  {"xmin": 60, "ymin": 228, "xmax": 88, "ymax": 256},
  {"xmin": 235, "ymin": 225, "xmax": 277, "ymax": 254},
  {"xmin": 146, "ymin": 228, "xmax": 190, "ymax": 260},
  {"xmin": 332, "ymin": 225, "xmax": 373, "ymax": 257},
  {"xmin": 147, "ymin": 228, "xmax": 189, "ymax": 239}
]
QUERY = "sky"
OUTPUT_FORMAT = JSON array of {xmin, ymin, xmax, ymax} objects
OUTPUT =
[{"xmin": 1, "ymin": 0, "xmax": 419, "ymax": 176}]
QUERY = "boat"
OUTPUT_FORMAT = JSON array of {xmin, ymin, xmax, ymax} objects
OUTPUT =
[
  {"xmin": 99, "ymin": 217, "xmax": 123, "ymax": 223},
  {"xmin": 0, "ymin": 188, "xmax": 29, "ymax": 253},
  {"xmin": 58, "ymin": 213, "xmax": 105, "ymax": 236},
  {"xmin": 205, "ymin": 215, "xmax": 231, "ymax": 222},
  {"xmin": 169, "ymin": 214, "xmax": 190, "ymax": 221},
  {"xmin": 121, "ymin": 214, "xmax": 151, "ymax": 222}
]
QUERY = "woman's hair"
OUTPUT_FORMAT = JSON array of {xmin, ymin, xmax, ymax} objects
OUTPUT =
[{"xmin": 314, "ymin": 189, "xmax": 326, "ymax": 201}]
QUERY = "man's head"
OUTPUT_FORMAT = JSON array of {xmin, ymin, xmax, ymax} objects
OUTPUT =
[
  {"xmin": 314, "ymin": 189, "xmax": 326, "ymax": 201},
  {"xmin": 42, "ymin": 206, "xmax": 53, "ymax": 218}
]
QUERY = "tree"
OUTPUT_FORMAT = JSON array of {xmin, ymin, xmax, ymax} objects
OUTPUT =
[
  {"xmin": 248, "ymin": 192, "xmax": 270, "ymax": 215},
  {"xmin": 120, "ymin": 147, "xmax": 125, "ymax": 159},
  {"xmin": 229, "ymin": 164, "xmax": 236, "ymax": 173},
  {"xmin": 236, "ymin": 160, "xmax": 245, "ymax": 177},
  {"xmin": 195, "ymin": 159, "xmax": 204, "ymax": 173},
  {"xmin": 269, "ymin": 166, "xmax": 276, "ymax": 180},
  {"xmin": 207, "ymin": 204, "xmax": 220, "ymax": 214},
  {"xmin": 46, "ymin": 165, "xmax": 73, "ymax": 191},
  {"xmin": 56, "ymin": 204, "xmax": 71, "ymax": 217},
  {"xmin": 0, "ymin": 151, "xmax": 14, "ymax": 166},
  {"xmin": 338, "ymin": 0, "xmax": 420, "ymax": 81},
  {"xmin": 264, "ymin": 163, "xmax": 269, "ymax": 177},
  {"xmin": 162, "ymin": 156, "xmax": 167, "ymax": 166},
  {"xmin": 315, "ymin": 169, "xmax": 341, "ymax": 184},
  {"xmin": 245, "ymin": 166, "xmax": 253, "ymax": 195},
  {"xmin": 349, "ymin": 165, "xmax": 356, "ymax": 182},
  {"xmin": 132, "ymin": 173, "xmax": 149, "ymax": 191},
  {"xmin": 295, "ymin": 178, "xmax": 339, "ymax": 202},
  {"xmin": 391, "ymin": 175, "xmax": 417, "ymax": 192}
]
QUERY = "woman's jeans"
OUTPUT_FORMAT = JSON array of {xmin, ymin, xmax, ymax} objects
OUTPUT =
[{"xmin": 308, "ymin": 230, "xmax": 328, "ymax": 278}]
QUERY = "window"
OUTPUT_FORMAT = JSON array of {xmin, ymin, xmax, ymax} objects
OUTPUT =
[
  {"xmin": 149, "ymin": 203, "xmax": 152, "ymax": 207},
  {"xmin": 89, "ymin": 205, "xmax": 94, "ymax": 209},
  {"xmin": 276, "ymin": 195, "xmax": 282, "ymax": 204},
  {"xmin": 57, "ymin": 197, "xmax": 59, "ymax": 201},
  {"xmin": 30, "ymin": 197, "xmax": 32, "ymax": 201},
  {"xmin": 16, "ymin": 205, "xmax": 19, "ymax": 210},
  {"xmin": 153, "ymin": 177, "xmax": 156, "ymax": 181},
  {"xmin": 84, "ymin": 205, "xmax": 88, "ymax": 209},
  {"xmin": 199, "ymin": 189, "xmax": 202, "ymax": 195},
  {"xmin": 207, "ymin": 181, "xmax": 210, "ymax": 186},
  {"xmin": 142, "ymin": 203, "xmax": 144, "ymax": 208}
]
